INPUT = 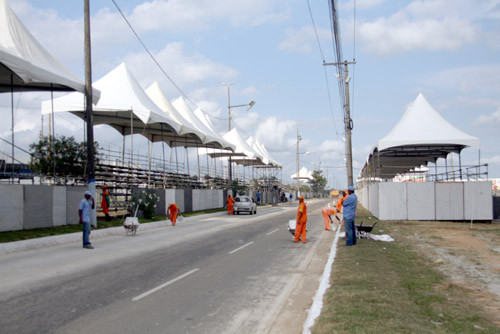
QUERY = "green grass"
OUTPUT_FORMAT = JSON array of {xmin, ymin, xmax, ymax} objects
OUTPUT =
[
  {"xmin": 0, "ymin": 208, "xmax": 227, "ymax": 243},
  {"xmin": 312, "ymin": 205, "xmax": 498, "ymax": 333}
]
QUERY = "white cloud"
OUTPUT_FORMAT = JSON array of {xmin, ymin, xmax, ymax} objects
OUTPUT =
[
  {"xmin": 340, "ymin": 0, "xmax": 389, "ymax": 10},
  {"xmin": 357, "ymin": 0, "xmax": 479, "ymax": 56},
  {"xmin": 473, "ymin": 107, "xmax": 500, "ymax": 126},
  {"xmin": 278, "ymin": 26, "xmax": 330, "ymax": 54},
  {"xmin": 255, "ymin": 116, "xmax": 296, "ymax": 148},
  {"xmin": 483, "ymin": 154, "xmax": 500, "ymax": 166},
  {"xmin": 240, "ymin": 86, "xmax": 260, "ymax": 97}
]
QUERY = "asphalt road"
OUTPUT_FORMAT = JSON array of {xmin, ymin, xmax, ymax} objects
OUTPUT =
[{"xmin": 0, "ymin": 199, "xmax": 334, "ymax": 334}]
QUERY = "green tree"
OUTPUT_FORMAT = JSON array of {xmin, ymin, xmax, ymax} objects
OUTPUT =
[
  {"xmin": 30, "ymin": 136, "xmax": 99, "ymax": 177},
  {"xmin": 309, "ymin": 169, "xmax": 327, "ymax": 193}
]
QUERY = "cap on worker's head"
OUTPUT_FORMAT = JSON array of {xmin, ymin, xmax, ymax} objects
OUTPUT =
[
  {"xmin": 348, "ymin": 185, "xmax": 355, "ymax": 191},
  {"xmin": 298, "ymin": 195, "xmax": 304, "ymax": 200},
  {"xmin": 102, "ymin": 185, "xmax": 107, "ymax": 189},
  {"xmin": 84, "ymin": 190, "xmax": 92, "ymax": 196}
]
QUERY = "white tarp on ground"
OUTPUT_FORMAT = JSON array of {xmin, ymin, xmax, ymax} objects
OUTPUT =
[
  {"xmin": 41, "ymin": 63, "xmax": 182, "ymax": 138},
  {"xmin": 0, "ymin": 0, "xmax": 100, "ymax": 98}
]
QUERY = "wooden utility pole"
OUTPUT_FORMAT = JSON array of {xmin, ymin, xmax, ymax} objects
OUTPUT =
[
  {"xmin": 323, "ymin": 60, "xmax": 356, "ymax": 186},
  {"xmin": 296, "ymin": 127, "xmax": 301, "ymax": 196}
]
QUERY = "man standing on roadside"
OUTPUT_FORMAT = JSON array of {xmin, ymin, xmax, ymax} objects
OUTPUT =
[
  {"xmin": 227, "ymin": 195, "xmax": 234, "ymax": 215},
  {"xmin": 167, "ymin": 203, "xmax": 180, "ymax": 226},
  {"xmin": 294, "ymin": 195, "xmax": 307, "ymax": 243},
  {"xmin": 342, "ymin": 185, "xmax": 358, "ymax": 246},
  {"xmin": 79, "ymin": 190, "xmax": 95, "ymax": 249}
]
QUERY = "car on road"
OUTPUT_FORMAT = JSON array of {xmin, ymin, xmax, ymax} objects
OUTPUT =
[{"xmin": 234, "ymin": 196, "xmax": 257, "ymax": 215}]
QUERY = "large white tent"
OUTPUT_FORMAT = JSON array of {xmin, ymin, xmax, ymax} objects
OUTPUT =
[
  {"xmin": 146, "ymin": 82, "xmax": 207, "ymax": 147},
  {"xmin": 0, "ymin": 0, "xmax": 99, "ymax": 97},
  {"xmin": 291, "ymin": 167, "xmax": 313, "ymax": 181},
  {"xmin": 41, "ymin": 63, "xmax": 184, "ymax": 146},
  {"xmin": 360, "ymin": 93, "xmax": 480, "ymax": 180},
  {"xmin": 220, "ymin": 128, "xmax": 265, "ymax": 166},
  {"xmin": 172, "ymin": 96, "xmax": 234, "ymax": 150}
]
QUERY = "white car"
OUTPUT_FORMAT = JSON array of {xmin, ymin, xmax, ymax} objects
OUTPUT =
[{"xmin": 234, "ymin": 196, "xmax": 257, "ymax": 215}]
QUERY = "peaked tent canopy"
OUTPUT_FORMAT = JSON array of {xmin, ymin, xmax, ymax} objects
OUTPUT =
[
  {"xmin": 360, "ymin": 93, "xmax": 480, "ymax": 180},
  {"xmin": 172, "ymin": 96, "xmax": 234, "ymax": 150},
  {"xmin": 193, "ymin": 108, "xmax": 235, "ymax": 151},
  {"xmin": 0, "ymin": 0, "xmax": 100, "ymax": 98},
  {"xmin": 291, "ymin": 167, "xmax": 313, "ymax": 181},
  {"xmin": 221, "ymin": 128, "xmax": 265, "ymax": 166},
  {"xmin": 146, "ymin": 82, "xmax": 206, "ymax": 147},
  {"xmin": 41, "ymin": 63, "xmax": 185, "ymax": 144}
]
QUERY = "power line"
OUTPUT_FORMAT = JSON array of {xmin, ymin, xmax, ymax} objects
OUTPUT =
[{"xmin": 110, "ymin": 0, "xmax": 204, "ymax": 115}]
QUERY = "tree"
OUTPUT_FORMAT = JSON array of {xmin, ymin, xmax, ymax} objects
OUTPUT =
[
  {"xmin": 310, "ymin": 169, "xmax": 327, "ymax": 193},
  {"xmin": 30, "ymin": 136, "xmax": 99, "ymax": 178}
]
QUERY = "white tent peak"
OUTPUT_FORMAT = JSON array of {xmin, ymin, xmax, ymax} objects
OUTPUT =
[
  {"xmin": 0, "ymin": 0, "xmax": 100, "ymax": 99},
  {"xmin": 291, "ymin": 167, "xmax": 312, "ymax": 180},
  {"xmin": 377, "ymin": 92, "xmax": 480, "ymax": 151}
]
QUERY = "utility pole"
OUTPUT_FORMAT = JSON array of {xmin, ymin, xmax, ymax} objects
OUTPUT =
[
  {"xmin": 222, "ymin": 82, "xmax": 235, "ymax": 186},
  {"xmin": 84, "ymin": 0, "xmax": 96, "ymax": 227},
  {"xmin": 323, "ymin": 60, "xmax": 356, "ymax": 186},
  {"xmin": 296, "ymin": 127, "xmax": 301, "ymax": 197}
]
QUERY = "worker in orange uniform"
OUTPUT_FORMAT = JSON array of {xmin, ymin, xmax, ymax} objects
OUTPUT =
[
  {"xmin": 321, "ymin": 206, "xmax": 339, "ymax": 231},
  {"xmin": 294, "ymin": 195, "xmax": 307, "ymax": 243},
  {"xmin": 227, "ymin": 195, "xmax": 234, "ymax": 215},
  {"xmin": 336, "ymin": 189, "xmax": 348, "ymax": 213},
  {"xmin": 100, "ymin": 185, "xmax": 111, "ymax": 221},
  {"xmin": 167, "ymin": 203, "xmax": 179, "ymax": 226}
]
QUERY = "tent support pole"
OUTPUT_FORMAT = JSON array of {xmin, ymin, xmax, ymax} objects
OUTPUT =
[
  {"xmin": 197, "ymin": 146, "xmax": 200, "ymax": 181},
  {"xmin": 459, "ymin": 150, "xmax": 463, "ymax": 181},
  {"xmin": 161, "ymin": 124, "xmax": 166, "ymax": 189},
  {"xmin": 10, "ymin": 73, "xmax": 14, "ymax": 182},
  {"xmin": 148, "ymin": 135, "xmax": 152, "ymax": 188},
  {"xmin": 122, "ymin": 132, "xmax": 125, "ymax": 163},
  {"xmin": 130, "ymin": 109, "xmax": 134, "ymax": 168},
  {"xmin": 175, "ymin": 147, "xmax": 178, "ymax": 174},
  {"xmin": 445, "ymin": 154, "xmax": 448, "ymax": 181},
  {"xmin": 51, "ymin": 85, "xmax": 56, "ymax": 180}
]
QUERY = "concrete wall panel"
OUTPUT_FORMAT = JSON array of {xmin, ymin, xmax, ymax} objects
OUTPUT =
[
  {"xmin": 464, "ymin": 181, "xmax": 493, "ymax": 220},
  {"xmin": 0, "ymin": 184, "xmax": 23, "ymax": 232},
  {"xmin": 66, "ymin": 187, "xmax": 86, "ymax": 225},
  {"xmin": 368, "ymin": 183, "xmax": 379, "ymax": 218},
  {"xmin": 23, "ymin": 185, "xmax": 53, "ymax": 229},
  {"xmin": 436, "ymin": 182, "xmax": 464, "ymax": 220},
  {"xmin": 53, "ymin": 187, "xmax": 67, "ymax": 226},
  {"xmin": 407, "ymin": 182, "xmax": 435, "ymax": 220},
  {"xmin": 378, "ymin": 183, "xmax": 407, "ymax": 220}
]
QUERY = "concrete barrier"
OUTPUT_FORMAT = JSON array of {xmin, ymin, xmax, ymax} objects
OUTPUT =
[{"xmin": 0, "ymin": 184, "xmax": 23, "ymax": 232}]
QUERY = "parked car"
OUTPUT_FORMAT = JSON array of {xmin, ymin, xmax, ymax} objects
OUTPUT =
[{"xmin": 234, "ymin": 196, "xmax": 257, "ymax": 215}]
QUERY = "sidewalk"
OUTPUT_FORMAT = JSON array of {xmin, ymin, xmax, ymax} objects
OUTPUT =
[{"xmin": 0, "ymin": 211, "xmax": 228, "ymax": 255}]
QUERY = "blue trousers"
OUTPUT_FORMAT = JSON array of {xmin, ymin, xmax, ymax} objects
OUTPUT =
[
  {"xmin": 82, "ymin": 221, "xmax": 91, "ymax": 246},
  {"xmin": 344, "ymin": 218, "xmax": 357, "ymax": 246}
]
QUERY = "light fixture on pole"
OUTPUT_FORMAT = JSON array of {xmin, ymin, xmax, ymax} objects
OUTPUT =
[{"xmin": 221, "ymin": 82, "xmax": 256, "ymax": 184}]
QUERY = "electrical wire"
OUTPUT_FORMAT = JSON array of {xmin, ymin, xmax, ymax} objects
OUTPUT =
[{"xmin": 110, "ymin": 0, "xmax": 205, "ymax": 116}]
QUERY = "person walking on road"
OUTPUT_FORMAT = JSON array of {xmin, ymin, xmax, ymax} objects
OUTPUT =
[
  {"xmin": 79, "ymin": 190, "xmax": 95, "ymax": 249},
  {"xmin": 256, "ymin": 191, "xmax": 261, "ymax": 205},
  {"xmin": 227, "ymin": 195, "xmax": 234, "ymax": 215},
  {"xmin": 167, "ymin": 203, "xmax": 180, "ymax": 226},
  {"xmin": 294, "ymin": 195, "xmax": 307, "ymax": 243},
  {"xmin": 342, "ymin": 185, "xmax": 358, "ymax": 246},
  {"xmin": 321, "ymin": 207, "xmax": 338, "ymax": 231}
]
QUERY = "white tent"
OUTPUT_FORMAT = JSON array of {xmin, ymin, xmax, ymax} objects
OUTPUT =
[
  {"xmin": 193, "ymin": 108, "xmax": 235, "ymax": 151},
  {"xmin": 146, "ymin": 82, "xmax": 206, "ymax": 147},
  {"xmin": 172, "ymin": 96, "xmax": 234, "ymax": 150},
  {"xmin": 291, "ymin": 167, "xmax": 313, "ymax": 181},
  {"xmin": 41, "ymin": 63, "xmax": 183, "ymax": 143},
  {"xmin": 360, "ymin": 93, "xmax": 480, "ymax": 179},
  {"xmin": 246, "ymin": 136, "xmax": 282, "ymax": 168},
  {"xmin": 0, "ymin": 0, "xmax": 99, "ymax": 98},
  {"xmin": 221, "ymin": 128, "xmax": 265, "ymax": 166}
]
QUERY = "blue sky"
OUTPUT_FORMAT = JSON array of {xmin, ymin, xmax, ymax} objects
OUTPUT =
[{"xmin": 1, "ymin": 0, "xmax": 499, "ymax": 188}]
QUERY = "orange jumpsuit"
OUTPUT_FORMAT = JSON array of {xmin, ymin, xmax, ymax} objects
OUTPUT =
[
  {"xmin": 336, "ymin": 192, "xmax": 348, "ymax": 212},
  {"xmin": 101, "ymin": 186, "xmax": 110, "ymax": 215},
  {"xmin": 167, "ymin": 203, "xmax": 179, "ymax": 225},
  {"xmin": 227, "ymin": 196, "xmax": 234, "ymax": 215},
  {"xmin": 294, "ymin": 200, "xmax": 307, "ymax": 243},
  {"xmin": 322, "ymin": 207, "xmax": 337, "ymax": 230}
]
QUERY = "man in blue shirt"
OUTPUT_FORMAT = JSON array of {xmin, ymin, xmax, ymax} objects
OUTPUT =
[
  {"xmin": 342, "ymin": 185, "xmax": 358, "ymax": 246},
  {"xmin": 79, "ymin": 190, "xmax": 95, "ymax": 249}
]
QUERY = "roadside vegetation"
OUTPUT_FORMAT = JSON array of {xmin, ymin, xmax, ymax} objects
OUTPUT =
[
  {"xmin": 312, "ymin": 205, "xmax": 499, "ymax": 333},
  {"xmin": 0, "ymin": 208, "xmax": 226, "ymax": 243}
]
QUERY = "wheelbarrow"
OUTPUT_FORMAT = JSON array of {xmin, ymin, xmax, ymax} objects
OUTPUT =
[
  {"xmin": 123, "ymin": 206, "xmax": 140, "ymax": 236},
  {"xmin": 356, "ymin": 221, "xmax": 377, "ymax": 239}
]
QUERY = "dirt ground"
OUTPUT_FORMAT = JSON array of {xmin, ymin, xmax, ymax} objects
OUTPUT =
[{"xmin": 393, "ymin": 220, "xmax": 500, "ymax": 326}]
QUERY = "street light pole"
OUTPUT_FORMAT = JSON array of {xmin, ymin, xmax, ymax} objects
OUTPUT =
[
  {"xmin": 222, "ymin": 82, "xmax": 235, "ymax": 185},
  {"xmin": 84, "ymin": 0, "xmax": 96, "ymax": 227}
]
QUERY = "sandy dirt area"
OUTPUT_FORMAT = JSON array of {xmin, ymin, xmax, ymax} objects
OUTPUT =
[{"xmin": 393, "ymin": 221, "xmax": 500, "ymax": 326}]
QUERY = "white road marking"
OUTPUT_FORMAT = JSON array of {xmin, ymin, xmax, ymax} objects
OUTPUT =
[
  {"xmin": 266, "ymin": 228, "xmax": 279, "ymax": 236},
  {"xmin": 228, "ymin": 241, "xmax": 254, "ymax": 254},
  {"xmin": 132, "ymin": 268, "xmax": 199, "ymax": 301}
]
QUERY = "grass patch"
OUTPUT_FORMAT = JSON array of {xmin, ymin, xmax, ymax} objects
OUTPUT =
[
  {"xmin": 0, "ymin": 208, "xmax": 227, "ymax": 243},
  {"xmin": 312, "ymin": 205, "xmax": 498, "ymax": 333}
]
